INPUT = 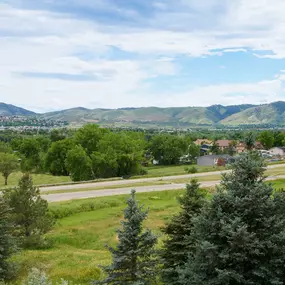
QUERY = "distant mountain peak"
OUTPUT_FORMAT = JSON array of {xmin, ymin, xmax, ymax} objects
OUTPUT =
[{"xmin": 0, "ymin": 103, "xmax": 36, "ymax": 116}]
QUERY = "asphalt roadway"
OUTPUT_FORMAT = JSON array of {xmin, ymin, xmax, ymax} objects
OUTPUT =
[{"xmin": 41, "ymin": 164, "xmax": 285, "ymax": 202}]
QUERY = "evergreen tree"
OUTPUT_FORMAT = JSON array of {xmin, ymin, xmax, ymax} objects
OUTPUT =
[
  {"xmin": 4, "ymin": 174, "xmax": 55, "ymax": 248},
  {"xmin": 180, "ymin": 152, "xmax": 285, "ymax": 285},
  {"xmin": 161, "ymin": 180, "xmax": 207, "ymax": 285},
  {"xmin": 95, "ymin": 190, "xmax": 158, "ymax": 285},
  {"xmin": 0, "ymin": 197, "xmax": 16, "ymax": 282}
]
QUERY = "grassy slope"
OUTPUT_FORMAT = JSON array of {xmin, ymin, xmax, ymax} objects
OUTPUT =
[
  {"xmin": 0, "ymin": 172, "xmax": 71, "ymax": 188},
  {"xmin": 13, "ymin": 179, "xmax": 285, "ymax": 284},
  {"xmin": 13, "ymin": 190, "xmax": 184, "ymax": 284},
  {"xmin": 40, "ymin": 104, "xmax": 255, "ymax": 125},
  {"xmin": 0, "ymin": 103, "xmax": 36, "ymax": 116},
  {"xmin": 221, "ymin": 101, "xmax": 285, "ymax": 125},
  {"xmin": 0, "ymin": 165, "xmax": 223, "ymax": 188}
]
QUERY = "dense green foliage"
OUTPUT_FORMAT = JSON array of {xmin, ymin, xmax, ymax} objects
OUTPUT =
[
  {"xmin": 97, "ymin": 190, "xmax": 158, "ymax": 285},
  {"xmin": 161, "ymin": 180, "xmax": 207, "ymax": 284},
  {"xmin": 3, "ymin": 174, "xmax": 55, "ymax": 248},
  {"xmin": 0, "ymin": 197, "xmax": 16, "ymax": 282},
  {"xmin": 66, "ymin": 145, "xmax": 93, "ymax": 181},
  {"xmin": 1, "ymin": 125, "xmax": 285, "ymax": 184},
  {"xmin": 150, "ymin": 134, "xmax": 189, "ymax": 165},
  {"xmin": 46, "ymin": 138, "xmax": 75, "ymax": 176},
  {"xmin": 258, "ymin": 130, "xmax": 275, "ymax": 149},
  {"xmin": 0, "ymin": 153, "xmax": 18, "ymax": 185},
  {"xmin": 244, "ymin": 131, "xmax": 256, "ymax": 150},
  {"xmin": 179, "ymin": 152, "xmax": 285, "ymax": 285}
]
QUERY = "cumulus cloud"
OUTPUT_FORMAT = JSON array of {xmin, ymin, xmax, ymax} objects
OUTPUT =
[{"xmin": 1, "ymin": 0, "xmax": 285, "ymax": 111}]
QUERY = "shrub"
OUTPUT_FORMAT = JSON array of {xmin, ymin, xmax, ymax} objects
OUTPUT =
[
  {"xmin": 187, "ymin": 166, "xmax": 198, "ymax": 174},
  {"xmin": 22, "ymin": 268, "xmax": 75, "ymax": 285}
]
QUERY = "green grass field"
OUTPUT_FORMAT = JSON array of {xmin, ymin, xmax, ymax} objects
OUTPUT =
[
  {"xmin": 13, "ymin": 190, "xmax": 184, "ymax": 284},
  {"xmin": 0, "ymin": 172, "xmax": 72, "ymax": 188},
  {"xmin": 0, "ymin": 165, "xmax": 225, "ymax": 189},
  {"xmin": 12, "ymin": 178, "xmax": 285, "ymax": 284},
  {"xmin": 144, "ymin": 164, "xmax": 224, "ymax": 177}
]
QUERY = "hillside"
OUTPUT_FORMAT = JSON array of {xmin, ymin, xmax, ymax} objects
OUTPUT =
[
  {"xmin": 0, "ymin": 103, "xmax": 36, "ymax": 116},
  {"xmin": 41, "ymin": 104, "xmax": 254, "ymax": 126},
  {"xmin": 4, "ymin": 101, "xmax": 285, "ymax": 127},
  {"xmin": 221, "ymin": 102, "xmax": 285, "ymax": 126}
]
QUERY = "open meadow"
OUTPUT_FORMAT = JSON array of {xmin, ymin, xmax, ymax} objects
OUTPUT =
[{"xmin": 12, "ymin": 178, "xmax": 285, "ymax": 284}]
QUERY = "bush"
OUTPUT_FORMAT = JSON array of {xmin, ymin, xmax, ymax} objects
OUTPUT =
[
  {"xmin": 50, "ymin": 200, "xmax": 123, "ymax": 219},
  {"xmin": 22, "ymin": 268, "xmax": 75, "ymax": 285},
  {"xmin": 185, "ymin": 166, "xmax": 198, "ymax": 174},
  {"xmin": 138, "ymin": 168, "xmax": 148, "ymax": 176},
  {"xmin": 22, "ymin": 235, "xmax": 53, "ymax": 250}
]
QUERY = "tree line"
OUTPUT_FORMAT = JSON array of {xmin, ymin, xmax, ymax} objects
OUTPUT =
[
  {"xmin": 97, "ymin": 152, "xmax": 285, "ymax": 285},
  {"xmin": 1, "ymin": 126, "xmax": 285, "ymax": 185},
  {"xmin": 1, "ymin": 152, "xmax": 285, "ymax": 284}
]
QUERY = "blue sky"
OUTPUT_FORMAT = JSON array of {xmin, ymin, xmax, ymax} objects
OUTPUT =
[{"xmin": 1, "ymin": 0, "xmax": 285, "ymax": 112}]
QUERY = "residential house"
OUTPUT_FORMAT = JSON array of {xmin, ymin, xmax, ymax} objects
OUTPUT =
[
  {"xmin": 255, "ymin": 141, "xmax": 264, "ymax": 150},
  {"xmin": 197, "ymin": 154, "xmax": 233, "ymax": 166},
  {"xmin": 215, "ymin": 140, "xmax": 232, "ymax": 151},
  {"xmin": 269, "ymin": 147, "xmax": 285, "ymax": 157},
  {"xmin": 200, "ymin": 143, "xmax": 212, "ymax": 154},
  {"xmin": 194, "ymin": 139, "xmax": 213, "ymax": 146},
  {"xmin": 236, "ymin": 142, "xmax": 246, "ymax": 153}
]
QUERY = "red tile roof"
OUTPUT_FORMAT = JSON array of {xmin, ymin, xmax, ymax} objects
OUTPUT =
[{"xmin": 216, "ymin": 140, "xmax": 232, "ymax": 147}]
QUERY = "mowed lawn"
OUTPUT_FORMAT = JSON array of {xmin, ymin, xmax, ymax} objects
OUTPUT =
[
  {"xmin": 12, "ymin": 178, "xmax": 285, "ymax": 284},
  {"xmin": 144, "ymin": 164, "xmax": 225, "ymax": 177},
  {"xmin": 1, "ymin": 165, "xmax": 224, "ymax": 189},
  {"xmin": 0, "ymin": 172, "xmax": 72, "ymax": 188}
]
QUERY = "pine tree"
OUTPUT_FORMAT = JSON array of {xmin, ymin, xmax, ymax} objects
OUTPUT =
[
  {"xmin": 180, "ymin": 152, "xmax": 285, "ymax": 285},
  {"xmin": 3, "ymin": 174, "xmax": 55, "ymax": 248},
  {"xmin": 160, "ymin": 180, "xmax": 207, "ymax": 284},
  {"xmin": 95, "ymin": 190, "xmax": 158, "ymax": 285},
  {"xmin": 0, "ymin": 197, "xmax": 16, "ymax": 282}
]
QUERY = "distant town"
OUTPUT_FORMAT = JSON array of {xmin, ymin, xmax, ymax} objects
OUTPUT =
[{"xmin": 0, "ymin": 116, "xmax": 68, "ymax": 131}]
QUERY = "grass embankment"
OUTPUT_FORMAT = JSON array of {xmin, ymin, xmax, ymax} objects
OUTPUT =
[
  {"xmin": 1, "ymin": 165, "xmax": 224, "ymax": 189},
  {"xmin": 144, "ymin": 164, "xmax": 224, "ymax": 177},
  {"xmin": 13, "ymin": 179, "xmax": 285, "ymax": 284},
  {"xmin": 42, "ymin": 166, "xmax": 285, "ymax": 196},
  {"xmin": 13, "ymin": 190, "xmax": 185, "ymax": 284},
  {"xmin": 0, "ymin": 172, "xmax": 71, "ymax": 188}
]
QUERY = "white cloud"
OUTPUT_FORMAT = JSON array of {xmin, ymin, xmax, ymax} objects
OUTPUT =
[
  {"xmin": 148, "ymin": 78, "xmax": 285, "ymax": 107},
  {"xmin": 1, "ymin": 1, "xmax": 285, "ymax": 111}
]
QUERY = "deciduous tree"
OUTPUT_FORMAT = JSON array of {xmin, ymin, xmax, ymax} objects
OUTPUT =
[
  {"xmin": 258, "ymin": 130, "xmax": 274, "ymax": 150},
  {"xmin": 46, "ymin": 138, "xmax": 75, "ymax": 176},
  {"xmin": 75, "ymin": 124, "xmax": 106, "ymax": 155},
  {"xmin": 0, "ymin": 153, "xmax": 18, "ymax": 185},
  {"xmin": 150, "ymin": 134, "xmax": 188, "ymax": 165},
  {"xmin": 66, "ymin": 145, "xmax": 93, "ymax": 181}
]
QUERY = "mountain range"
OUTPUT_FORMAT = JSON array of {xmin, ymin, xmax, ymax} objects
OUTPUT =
[
  {"xmin": 2, "ymin": 101, "xmax": 285, "ymax": 127},
  {"xmin": 0, "ymin": 103, "xmax": 36, "ymax": 116}
]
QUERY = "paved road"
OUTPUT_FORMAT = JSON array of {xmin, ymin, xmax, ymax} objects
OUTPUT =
[
  {"xmin": 43, "ymin": 174, "xmax": 285, "ymax": 203},
  {"xmin": 41, "ymin": 163, "xmax": 285, "ymax": 193}
]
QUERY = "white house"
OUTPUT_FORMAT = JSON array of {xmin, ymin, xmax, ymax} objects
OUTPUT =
[{"xmin": 269, "ymin": 147, "xmax": 285, "ymax": 157}]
